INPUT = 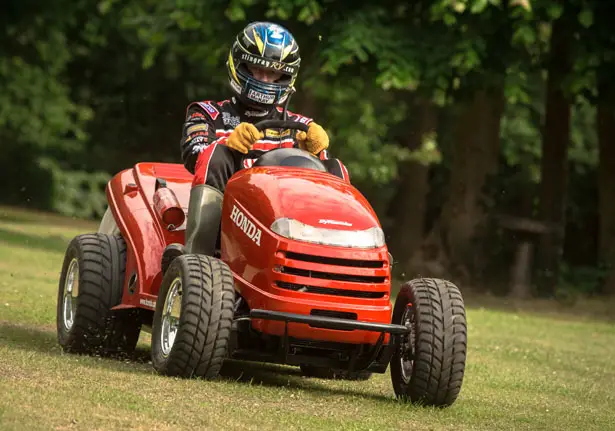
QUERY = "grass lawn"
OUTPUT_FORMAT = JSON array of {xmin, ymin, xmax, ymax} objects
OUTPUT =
[{"xmin": 0, "ymin": 205, "xmax": 614, "ymax": 430}]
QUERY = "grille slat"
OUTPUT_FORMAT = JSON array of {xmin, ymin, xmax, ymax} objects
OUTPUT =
[
  {"xmin": 284, "ymin": 251, "xmax": 384, "ymax": 268},
  {"xmin": 281, "ymin": 266, "xmax": 385, "ymax": 284},
  {"xmin": 276, "ymin": 250, "xmax": 388, "ymax": 300},
  {"xmin": 276, "ymin": 281, "xmax": 386, "ymax": 299}
]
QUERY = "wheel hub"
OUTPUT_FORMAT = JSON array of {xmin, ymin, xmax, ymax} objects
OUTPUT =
[
  {"xmin": 62, "ymin": 258, "xmax": 79, "ymax": 331},
  {"xmin": 399, "ymin": 305, "xmax": 416, "ymax": 384},
  {"xmin": 160, "ymin": 277, "xmax": 182, "ymax": 357}
]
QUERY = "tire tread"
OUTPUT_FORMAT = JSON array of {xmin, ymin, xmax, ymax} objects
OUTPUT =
[
  {"xmin": 57, "ymin": 233, "xmax": 141, "ymax": 356},
  {"xmin": 390, "ymin": 277, "xmax": 467, "ymax": 407},
  {"xmin": 152, "ymin": 254, "xmax": 235, "ymax": 379}
]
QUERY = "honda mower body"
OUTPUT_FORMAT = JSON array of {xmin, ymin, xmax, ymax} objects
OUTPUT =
[{"xmin": 56, "ymin": 120, "xmax": 467, "ymax": 407}]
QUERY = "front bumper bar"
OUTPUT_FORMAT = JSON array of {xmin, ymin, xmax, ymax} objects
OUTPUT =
[
  {"xmin": 250, "ymin": 309, "xmax": 409, "ymax": 335},
  {"xmin": 231, "ymin": 309, "xmax": 409, "ymax": 372}
]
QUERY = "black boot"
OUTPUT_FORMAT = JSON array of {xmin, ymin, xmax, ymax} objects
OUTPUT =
[
  {"xmin": 161, "ymin": 185, "xmax": 223, "ymax": 273},
  {"xmin": 184, "ymin": 184, "xmax": 224, "ymax": 256}
]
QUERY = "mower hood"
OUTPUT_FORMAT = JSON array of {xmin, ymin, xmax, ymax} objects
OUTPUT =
[{"xmin": 226, "ymin": 167, "xmax": 381, "ymax": 233}]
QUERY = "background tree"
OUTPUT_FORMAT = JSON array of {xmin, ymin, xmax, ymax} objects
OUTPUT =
[{"xmin": 2, "ymin": 0, "xmax": 615, "ymax": 298}]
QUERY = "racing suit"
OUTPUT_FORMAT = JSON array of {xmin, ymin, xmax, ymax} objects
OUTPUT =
[{"xmin": 180, "ymin": 97, "xmax": 350, "ymax": 191}]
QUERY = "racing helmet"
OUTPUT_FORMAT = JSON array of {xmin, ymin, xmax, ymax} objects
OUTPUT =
[{"xmin": 226, "ymin": 22, "xmax": 300, "ymax": 109}]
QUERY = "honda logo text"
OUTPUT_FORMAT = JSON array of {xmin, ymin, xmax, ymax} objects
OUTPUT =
[{"xmin": 230, "ymin": 205, "xmax": 262, "ymax": 246}]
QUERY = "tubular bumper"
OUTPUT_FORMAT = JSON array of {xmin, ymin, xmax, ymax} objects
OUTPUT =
[
  {"xmin": 233, "ymin": 309, "xmax": 410, "ymax": 373},
  {"xmin": 250, "ymin": 309, "xmax": 409, "ymax": 334}
]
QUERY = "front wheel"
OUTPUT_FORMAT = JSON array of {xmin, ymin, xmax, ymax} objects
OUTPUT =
[
  {"xmin": 390, "ymin": 278, "xmax": 467, "ymax": 407},
  {"xmin": 151, "ymin": 254, "xmax": 235, "ymax": 379}
]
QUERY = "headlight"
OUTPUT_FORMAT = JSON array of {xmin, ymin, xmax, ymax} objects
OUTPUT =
[{"xmin": 270, "ymin": 218, "xmax": 385, "ymax": 249}]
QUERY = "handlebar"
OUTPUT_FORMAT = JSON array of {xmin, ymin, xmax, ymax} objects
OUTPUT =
[{"xmin": 254, "ymin": 119, "xmax": 309, "ymax": 133}]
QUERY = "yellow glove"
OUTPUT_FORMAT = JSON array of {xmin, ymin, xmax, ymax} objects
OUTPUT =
[
  {"xmin": 296, "ymin": 122, "xmax": 329, "ymax": 155},
  {"xmin": 227, "ymin": 122, "xmax": 264, "ymax": 154}
]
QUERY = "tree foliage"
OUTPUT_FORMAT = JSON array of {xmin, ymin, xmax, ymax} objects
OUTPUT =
[{"xmin": 2, "ymin": 0, "xmax": 615, "ymax": 295}]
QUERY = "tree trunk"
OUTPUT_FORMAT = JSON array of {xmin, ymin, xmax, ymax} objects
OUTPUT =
[
  {"xmin": 597, "ymin": 82, "xmax": 615, "ymax": 295},
  {"xmin": 438, "ymin": 88, "xmax": 505, "ymax": 279},
  {"xmin": 535, "ymin": 14, "xmax": 572, "ymax": 297},
  {"xmin": 406, "ymin": 88, "xmax": 504, "ymax": 283},
  {"xmin": 389, "ymin": 98, "xmax": 437, "ymax": 275}
]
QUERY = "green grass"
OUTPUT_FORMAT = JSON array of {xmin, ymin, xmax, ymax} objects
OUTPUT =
[{"xmin": 1, "ymin": 205, "xmax": 614, "ymax": 430}]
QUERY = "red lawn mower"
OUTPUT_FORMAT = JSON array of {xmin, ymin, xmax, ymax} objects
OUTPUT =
[{"xmin": 56, "ymin": 119, "xmax": 467, "ymax": 407}]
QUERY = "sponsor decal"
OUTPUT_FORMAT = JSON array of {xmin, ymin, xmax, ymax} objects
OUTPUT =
[
  {"xmin": 244, "ymin": 109, "xmax": 269, "ymax": 117},
  {"xmin": 268, "ymin": 25, "xmax": 285, "ymax": 42},
  {"xmin": 230, "ymin": 78, "xmax": 242, "ymax": 94},
  {"xmin": 222, "ymin": 112, "xmax": 240, "ymax": 128},
  {"xmin": 247, "ymin": 89, "xmax": 275, "ymax": 104},
  {"xmin": 198, "ymin": 101, "xmax": 220, "ymax": 120},
  {"xmin": 265, "ymin": 129, "xmax": 291, "ymax": 138},
  {"xmin": 230, "ymin": 204, "xmax": 262, "ymax": 246},
  {"xmin": 190, "ymin": 140, "xmax": 209, "ymax": 153},
  {"xmin": 189, "ymin": 135, "xmax": 207, "ymax": 144},
  {"xmin": 185, "ymin": 132, "xmax": 208, "ymax": 144},
  {"xmin": 187, "ymin": 124, "xmax": 208, "ymax": 135},
  {"xmin": 186, "ymin": 131, "xmax": 208, "ymax": 143},
  {"xmin": 270, "ymin": 61, "xmax": 286, "ymax": 71},
  {"xmin": 191, "ymin": 145, "xmax": 207, "ymax": 154},
  {"xmin": 140, "ymin": 298, "xmax": 156, "ymax": 308},
  {"xmin": 240, "ymin": 53, "xmax": 296, "ymax": 75},
  {"xmin": 242, "ymin": 158, "xmax": 257, "ymax": 169},
  {"xmin": 319, "ymin": 219, "xmax": 353, "ymax": 227},
  {"xmin": 189, "ymin": 112, "xmax": 205, "ymax": 120}
]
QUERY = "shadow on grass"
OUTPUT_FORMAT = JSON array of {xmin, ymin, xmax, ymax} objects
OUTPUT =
[
  {"xmin": 1, "ymin": 322, "xmax": 396, "ymax": 403},
  {"xmin": 0, "ymin": 322, "xmax": 61, "ymax": 355},
  {"xmin": 218, "ymin": 360, "xmax": 395, "ymax": 403},
  {"xmin": 0, "ymin": 322, "xmax": 151, "ymax": 369},
  {"xmin": 0, "ymin": 228, "xmax": 69, "ymax": 254}
]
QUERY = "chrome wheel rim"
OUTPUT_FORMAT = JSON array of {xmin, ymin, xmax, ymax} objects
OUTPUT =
[
  {"xmin": 62, "ymin": 258, "xmax": 79, "ymax": 331},
  {"xmin": 160, "ymin": 277, "xmax": 182, "ymax": 357},
  {"xmin": 400, "ymin": 305, "xmax": 416, "ymax": 384}
]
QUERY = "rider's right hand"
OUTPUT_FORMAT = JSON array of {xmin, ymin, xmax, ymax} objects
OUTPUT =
[{"xmin": 226, "ymin": 123, "xmax": 264, "ymax": 154}]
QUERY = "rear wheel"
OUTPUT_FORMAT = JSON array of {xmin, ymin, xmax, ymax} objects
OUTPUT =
[
  {"xmin": 151, "ymin": 255, "xmax": 235, "ymax": 378},
  {"xmin": 390, "ymin": 278, "xmax": 467, "ymax": 407},
  {"xmin": 56, "ymin": 234, "xmax": 141, "ymax": 356}
]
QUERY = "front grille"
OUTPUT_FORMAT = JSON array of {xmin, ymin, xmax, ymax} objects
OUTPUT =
[
  {"xmin": 280, "ymin": 266, "xmax": 386, "ymax": 284},
  {"xmin": 285, "ymin": 251, "xmax": 384, "ymax": 268},
  {"xmin": 275, "ymin": 250, "xmax": 388, "ymax": 300},
  {"xmin": 277, "ymin": 281, "xmax": 386, "ymax": 299}
]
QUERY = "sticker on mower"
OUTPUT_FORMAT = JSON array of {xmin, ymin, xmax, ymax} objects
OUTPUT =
[
  {"xmin": 230, "ymin": 204, "xmax": 262, "ymax": 246},
  {"xmin": 140, "ymin": 298, "xmax": 156, "ymax": 308},
  {"xmin": 319, "ymin": 219, "xmax": 353, "ymax": 227}
]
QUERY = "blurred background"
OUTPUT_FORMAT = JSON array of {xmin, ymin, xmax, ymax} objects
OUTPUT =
[{"xmin": 2, "ymin": 0, "xmax": 614, "ymax": 301}]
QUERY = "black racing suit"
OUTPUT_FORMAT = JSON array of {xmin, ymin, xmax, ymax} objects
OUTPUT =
[{"xmin": 180, "ymin": 97, "xmax": 349, "ymax": 191}]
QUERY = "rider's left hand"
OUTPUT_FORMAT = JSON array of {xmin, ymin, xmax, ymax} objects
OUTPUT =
[{"xmin": 296, "ymin": 122, "xmax": 329, "ymax": 156}]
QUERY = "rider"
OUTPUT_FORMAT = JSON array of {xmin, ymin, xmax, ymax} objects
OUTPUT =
[{"xmin": 177, "ymin": 21, "xmax": 350, "ymax": 258}]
